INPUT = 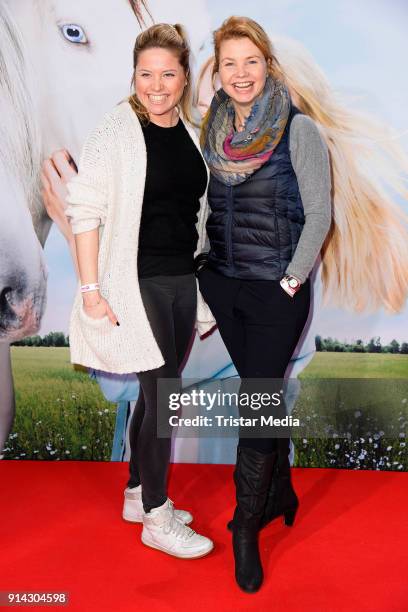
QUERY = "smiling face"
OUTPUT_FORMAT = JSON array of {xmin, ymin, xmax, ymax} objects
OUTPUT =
[
  {"xmin": 218, "ymin": 37, "xmax": 268, "ymax": 113},
  {"xmin": 134, "ymin": 47, "xmax": 187, "ymax": 126}
]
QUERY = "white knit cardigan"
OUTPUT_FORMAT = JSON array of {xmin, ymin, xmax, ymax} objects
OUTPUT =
[{"xmin": 65, "ymin": 100, "xmax": 215, "ymax": 374}]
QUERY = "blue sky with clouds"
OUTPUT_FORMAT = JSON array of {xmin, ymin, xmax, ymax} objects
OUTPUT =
[{"xmin": 40, "ymin": 0, "xmax": 408, "ymax": 344}]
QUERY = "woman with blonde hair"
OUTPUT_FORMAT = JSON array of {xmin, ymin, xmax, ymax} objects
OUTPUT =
[
  {"xmin": 65, "ymin": 23, "xmax": 214, "ymax": 560},
  {"xmin": 198, "ymin": 15, "xmax": 408, "ymax": 593},
  {"xmin": 199, "ymin": 15, "xmax": 331, "ymax": 592}
]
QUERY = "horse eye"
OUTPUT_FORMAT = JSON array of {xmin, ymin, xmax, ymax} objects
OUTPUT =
[{"xmin": 60, "ymin": 24, "xmax": 88, "ymax": 44}]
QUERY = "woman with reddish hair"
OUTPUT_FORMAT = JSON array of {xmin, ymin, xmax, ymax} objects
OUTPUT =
[{"xmin": 199, "ymin": 15, "xmax": 331, "ymax": 592}]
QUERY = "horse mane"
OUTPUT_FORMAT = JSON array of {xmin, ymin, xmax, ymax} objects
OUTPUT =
[{"xmin": 273, "ymin": 35, "xmax": 408, "ymax": 313}]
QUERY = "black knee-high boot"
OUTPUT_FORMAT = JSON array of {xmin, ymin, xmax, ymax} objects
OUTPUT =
[
  {"xmin": 261, "ymin": 437, "xmax": 299, "ymax": 528},
  {"xmin": 232, "ymin": 446, "xmax": 277, "ymax": 593},
  {"xmin": 228, "ymin": 439, "xmax": 299, "ymax": 531}
]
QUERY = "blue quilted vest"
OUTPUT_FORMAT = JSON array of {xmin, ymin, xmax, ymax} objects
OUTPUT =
[{"xmin": 206, "ymin": 106, "xmax": 305, "ymax": 279}]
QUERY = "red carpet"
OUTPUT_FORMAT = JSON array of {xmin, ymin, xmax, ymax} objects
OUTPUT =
[{"xmin": 0, "ymin": 462, "xmax": 407, "ymax": 612}]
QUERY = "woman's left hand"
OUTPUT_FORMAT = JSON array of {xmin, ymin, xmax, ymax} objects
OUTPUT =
[{"xmin": 280, "ymin": 275, "xmax": 302, "ymax": 297}]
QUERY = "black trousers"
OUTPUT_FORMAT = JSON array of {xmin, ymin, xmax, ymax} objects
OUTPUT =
[
  {"xmin": 198, "ymin": 265, "xmax": 311, "ymax": 453},
  {"xmin": 127, "ymin": 274, "xmax": 197, "ymax": 512}
]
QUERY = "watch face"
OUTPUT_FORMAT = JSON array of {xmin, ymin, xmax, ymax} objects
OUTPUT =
[{"xmin": 288, "ymin": 277, "xmax": 299, "ymax": 288}]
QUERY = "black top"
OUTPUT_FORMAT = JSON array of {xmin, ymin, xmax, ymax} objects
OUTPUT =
[{"xmin": 137, "ymin": 119, "xmax": 208, "ymax": 278}]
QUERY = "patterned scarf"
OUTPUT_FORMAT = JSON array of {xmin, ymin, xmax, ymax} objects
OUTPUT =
[{"xmin": 201, "ymin": 76, "xmax": 291, "ymax": 186}]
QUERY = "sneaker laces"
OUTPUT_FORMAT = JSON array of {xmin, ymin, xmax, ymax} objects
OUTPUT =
[{"xmin": 162, "ymin": 513, "xmax": 195, "ymax": 541}]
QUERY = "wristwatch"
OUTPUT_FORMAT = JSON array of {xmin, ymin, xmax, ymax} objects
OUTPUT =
[{"xmin": 280, "ymin": 274, "xmax": 301, "ymax": 297}]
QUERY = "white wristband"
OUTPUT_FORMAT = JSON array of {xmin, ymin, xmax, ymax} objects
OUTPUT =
[{"xmin": 81, "ymin": 283, "xmax": 100, "ymax": 293}]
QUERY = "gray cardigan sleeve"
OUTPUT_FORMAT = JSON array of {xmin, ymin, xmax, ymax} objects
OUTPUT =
[{"xmin": 285, "ymin": 114, "xmax": 332, "ymax": 283}]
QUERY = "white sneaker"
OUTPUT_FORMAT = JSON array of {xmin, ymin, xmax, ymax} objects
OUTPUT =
[
  {"xmin": 141, "ymin": 498, "xmax": 214, "ymax": 559},
  {"xmin": 122, "ymin": 486, "xmax": 193, "ymax": 525}
]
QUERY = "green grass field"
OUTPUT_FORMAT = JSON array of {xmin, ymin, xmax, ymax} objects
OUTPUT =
[
  {"xmin": 301, "ymin": 352, "xmax": 408, "ymax": 378},
  {"xmin": 7, "ymin": 347, "xmax": 115, "ymax": 461},
  {"xmin": 4, "ymin": 347, "xmax": 407, "ymax": 469}
]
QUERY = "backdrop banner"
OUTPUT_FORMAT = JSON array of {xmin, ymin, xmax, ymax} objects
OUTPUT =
[{"xmin": 1, "ymin": 0, "xmax": 407, "ymax": 471}]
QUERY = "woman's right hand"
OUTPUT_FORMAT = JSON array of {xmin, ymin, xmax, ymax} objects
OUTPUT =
[
  {"xmin": 41, "ymin": 149, "xmax": 77, "ymax": 242},
  {"xmin": 83, "ymin": 294, "xmax": 120, "ymax": 326}
]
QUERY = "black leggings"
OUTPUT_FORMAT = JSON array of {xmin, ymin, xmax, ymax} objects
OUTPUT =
[
  {"xmin": 198, "ymin": 266, "xmax": 311, "ymax": 453},
  {"xmin": 127, "ymin": 274, "xmax": 197, "ymax": 512}
]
